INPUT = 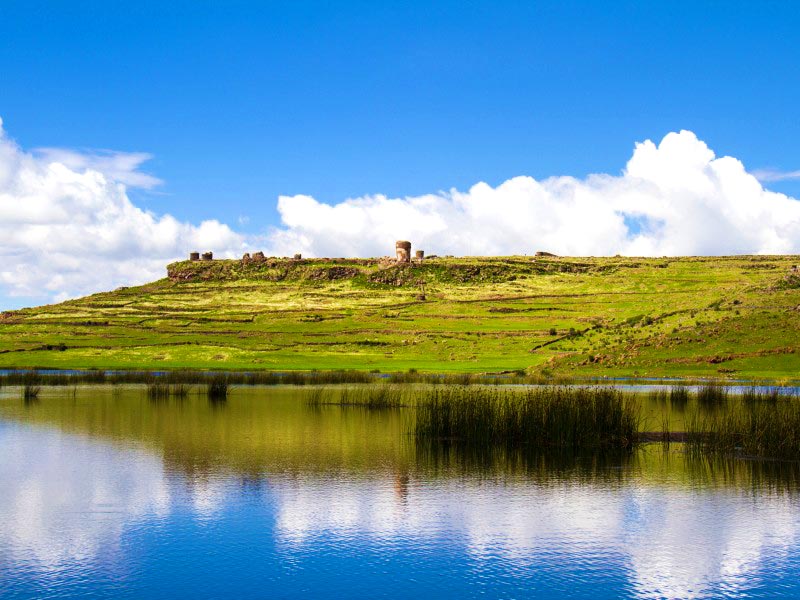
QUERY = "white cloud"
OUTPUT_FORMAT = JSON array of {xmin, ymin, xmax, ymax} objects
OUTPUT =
[
  {"xmin": 2, "ymin": 117, "xmax": 800, "ymax": 308},
  {"xmin": 33, "ymin": 147, "xmax": 164, "ymax": 189},
  {"xmin": 752, "ymin": 168, "xmax": 800, "ymax": 183},
  {"xmin": 0, "ymin": 117, "xmax": 246, "ymax": 305},
  {"xmin": 267, "ymin": 131, "xmax": 800, "ymax": 259}
]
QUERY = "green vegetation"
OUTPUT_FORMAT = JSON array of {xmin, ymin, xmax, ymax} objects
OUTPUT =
[
  {"xmin": 414, "ymin": 386, "xmax": 640, "ymax": 450},
  {"xmin": 2, "ymin": 254, "xmax": 800, "ymax": 379},
  {"xmin": 22, "ymin": 383, "xmax": 39, "ymax": 401},
  {"xmin": 7, "ymin": 385, "xmax": 800, "ymax": 494},
  {"xmin": 207, "ymin": 375, "xmax": 229, "ymax": 401},
  {"xmin": 685, "ymin": 390, "xmax": 800, "ymax": 460},
  {"xmin": 307, "ymin": 385, "xmax": 407, "ymax": 409}
]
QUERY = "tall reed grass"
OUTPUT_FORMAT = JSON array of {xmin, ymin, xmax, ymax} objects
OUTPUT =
[
  {"xmin": 147, "ymin": 383, "xmax": 171, "ymax": 401},
  {"xmin": 0, "ymin": 369, "xmax": 374, "ymax": 387},
  {"xmin": 414, "ymin": 386, "xmax": 640, "ymax": 451},
  {"xmin": 685, "ymin": 390, "xmax": 800, "ymax": 460},
  {"xmin": 670, "ymin": 386, "xmax": 690, "ymax": 409},
  {"xmin": 206, "ymin": 376, "xmax": 229, "ymax": 401},
  {"xmin": 696, "ymin": 384, "xmax": 729, "ymax": 408},
  {"xmin": 306, "ymin": 386, "xmax": 406, "ymax": 409}
]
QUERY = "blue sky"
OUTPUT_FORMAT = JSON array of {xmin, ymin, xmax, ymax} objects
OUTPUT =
[
  {"xmin": 2, "ymin": 1, "xmax": 800, "ymax": 309},
  {"xmin": 2, "ymin": 0, "xmax": 800, "ymax": 231}
]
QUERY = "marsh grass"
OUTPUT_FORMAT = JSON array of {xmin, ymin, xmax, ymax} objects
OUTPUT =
[
  {"xmin": 414, "ymin": 386, "xmax": 640, "ymax": 451},
  {"xmin": 171, "ymin": 383, "xmax": 190, "ymax": 399},
  {"xmin": 147, "ymin": 383, "xmax": 171, "ymax": 401},
  {"xmin": 696, "ymin": 384, "xmax": 729, "ymax": 408},
  {"xmin": 206, "ymin": 376, "xmax": 229, "ymax": 401},
  {"xmin": 648, "ymin": 388, "xmax": 668, "ymax": 405},
  {"xmin": 686, "ymin": 389, "xmax": 800, "ymax": 460},
  {"xmin": 0, "ymin": 369, "xmax": 374, "ymax": 387},
  {"xmin": 22, "ymin": 384, "xmax": 40, "ymax": 401},
  {"xmin": 670, "ymin": 386, "xmax": 690, "ymax": 410},
  {"xmin": 306, "ymin": 385, "xmax": 406, "ymax": 409}
]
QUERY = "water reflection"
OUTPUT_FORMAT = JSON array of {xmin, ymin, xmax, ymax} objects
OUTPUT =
[{"xmin": 1, "ymin": 387, "xmax": 800, "ymax": 598}]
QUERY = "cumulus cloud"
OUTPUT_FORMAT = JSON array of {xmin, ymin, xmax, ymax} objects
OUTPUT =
[
  {"xmin": 752, "ymin": 168, "xmax": 800, "ymax": 183},
  {"xmin": 33, "ymin": 147, "xmax": 164, "ymax": 189},
  {"xmin": 267, "ymin": 131, "xmax": 800, "ymax": 258},
  {"xmin": 0, "ymin": 117, "xmax": 246, "ymax": 305},
  {"xmin": 3, "ymin": 116, "xmax": 800, "ymax": 308}
]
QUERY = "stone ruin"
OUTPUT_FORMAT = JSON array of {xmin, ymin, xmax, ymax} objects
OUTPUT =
[
  {"xmin": 189, "ymin": 251, "xmax": 213, "ymax": 261},
  {"xmin": 190, "ymin": 244, "xmax": 428, "ymax": 266},
  {"xmin": 396, "ymin": 240, "xmax": 411, "ymax": 263}
]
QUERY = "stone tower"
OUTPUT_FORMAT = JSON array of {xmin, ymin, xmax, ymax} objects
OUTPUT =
[{"xmin": 395, "ymin": 240, "xmax": 411, "ymax": 263}]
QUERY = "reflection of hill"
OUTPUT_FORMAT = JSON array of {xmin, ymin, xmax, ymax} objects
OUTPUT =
[{"xmin": 2, "ymin": 387, "xmax": 800, "ymax": 492}]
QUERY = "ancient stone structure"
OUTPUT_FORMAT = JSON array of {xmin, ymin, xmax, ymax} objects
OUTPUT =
[
  {"xmin": 396, "ymin": 240, "xmax": 411, "ymax": 263},
  {"xmin": 201, "ymin": 252, "xmax": 214, "ymax": 261},
  {"xmin": 294, "ymin": 253, "xmax": 302, "ymax": 260},
  {"xmin": 189, "ymin": 252, "xmax": 200, "ymax": 261},
  {"xmin": 252, "ymin": 251, "xmax": 265, "ymax": 261},
  {"xmin": 535, "ymin": 251, "xmax": 557, "ymax": 257},
  {"xmin": 415, "ymin": 250, "xmax": 425, "ymax": 261}
]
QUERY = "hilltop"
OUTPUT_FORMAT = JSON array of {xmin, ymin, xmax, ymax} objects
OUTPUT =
[{"xmin": 1, "ymin": 254, "xmax": 800, "ymax": 380}]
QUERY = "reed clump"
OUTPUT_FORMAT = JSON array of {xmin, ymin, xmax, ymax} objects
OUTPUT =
[
  {"xmin": 206, "ymin": 376, "xmax": 229, "ymax": 401},
  {"xmin": 171, "ymin": 383, "xmax": 190, "ymax": 399},
  {"xmin": 696, "ymin": 384, "xmax": 729, "ymax": 408},
  {"xmin": 670, "ymin": 386, "xmax": 690, "ymax": 409},
  {"xmin": 686, "ymin": 390, "xmax": 800, "ymax": 460},
  {"xmin": 414, "ymin": 386, "xmax": 640, "ymax": 451},
  {"xmin": 23, "ymin": 384, "xmax": 40, "ymax": 401},
  {"xmin": 306, "ymin": 385, "xmax": 406, "ymax": 409},
  {"xmin": 147, "ymin": 383, "xmax": 171, "ymax": 401}
]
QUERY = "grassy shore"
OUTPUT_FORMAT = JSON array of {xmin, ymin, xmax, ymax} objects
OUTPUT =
[{"xmin": 1, "ymin": 255, "xmax": 800, "ymax": 379}]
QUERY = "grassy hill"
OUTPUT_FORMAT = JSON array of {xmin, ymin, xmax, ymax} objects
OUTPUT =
[{"xmin": 2, "ymin": 255, "xmax": 800, "ymax": 380}]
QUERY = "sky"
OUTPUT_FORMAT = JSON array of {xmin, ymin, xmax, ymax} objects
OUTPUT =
[{"xmin": 1, "ymin": 1, "xmax": 800, "ymax": 308}]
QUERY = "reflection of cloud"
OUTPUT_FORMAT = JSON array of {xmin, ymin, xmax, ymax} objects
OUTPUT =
[
  {"xmin": 625, "ymin": 490, "xmax": 799, "ymax": 598},
  {"xmin": 0, "ymin": 423, "xmax": 172, "ymax": 569},
  {"xmin": 188, "ymin": 476, "xmax": 234, "ymax": 519},
  {"xmin": 271, "ymin": 476, "xmax": 800, "ymax": 597},
  {"xmin": 3, "ymin": 419, "xmax": 799, "ymax": 597}
]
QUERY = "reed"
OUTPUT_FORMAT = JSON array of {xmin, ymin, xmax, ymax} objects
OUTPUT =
[
  {"xmin": 146, "ymin": 383, "xmax": 171, "ymax": 401},
  {"xmin": 0, "ymin": 368, "xmax": 376, "ymax": 387},
  {"xmin": 414, "ymin": 386, "xmax": 640, "ymax": 451},
  {"xmin": 171, "ymin": 383, "xmax": 190, "ymax": 399},
  {"xmin": 696, "ymin": 384, "xmax": 729, "ymax": 408},
  {"xmin": 206, "ymin": 376, "xmax": 229, "ymax": 401},
  {"xmin": 648, "ymin": 388, "xmax": 668, "ymax": 405},
  {"xmin": 305, "ymin": 385, "xmax": 405, "ymax": 409},
  {"xmin": 22, "ymin": 384, "xmax": 40, "ymax": 401},
  {"xmin": 669, "ymin": 386, "xmax": 690, "ymax": 409},
  {"xmin": 686, "ymin": 391, "xmax": 800, "ymax": 460},
  {"xmin": 742, "ymin": 387, "xmax": 781, "ymax": 405}
]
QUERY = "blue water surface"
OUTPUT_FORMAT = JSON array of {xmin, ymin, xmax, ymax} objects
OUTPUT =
[{"xmin": 2, "ymin": 389, "xmax": 800, "ymax": 599}]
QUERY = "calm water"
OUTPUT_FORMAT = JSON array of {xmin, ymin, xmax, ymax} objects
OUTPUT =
[{"xmin": 2, "ymin": 386, "xmax": 800, "ymax": 599}]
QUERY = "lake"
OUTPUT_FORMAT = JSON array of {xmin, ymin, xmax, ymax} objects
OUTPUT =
[{"xmin": 2, "ymin": 385, "xmax": 800, "ymax": 598}]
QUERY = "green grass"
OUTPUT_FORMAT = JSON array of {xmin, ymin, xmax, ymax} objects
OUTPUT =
[{"xmin": 2, "ymin": 254, "xmax": 800, "ymax": 379}]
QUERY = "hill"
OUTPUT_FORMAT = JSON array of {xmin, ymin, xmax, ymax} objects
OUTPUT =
[{"xmin": 1, "ymin": 255, "xmax": 799, "ymax": 380}]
